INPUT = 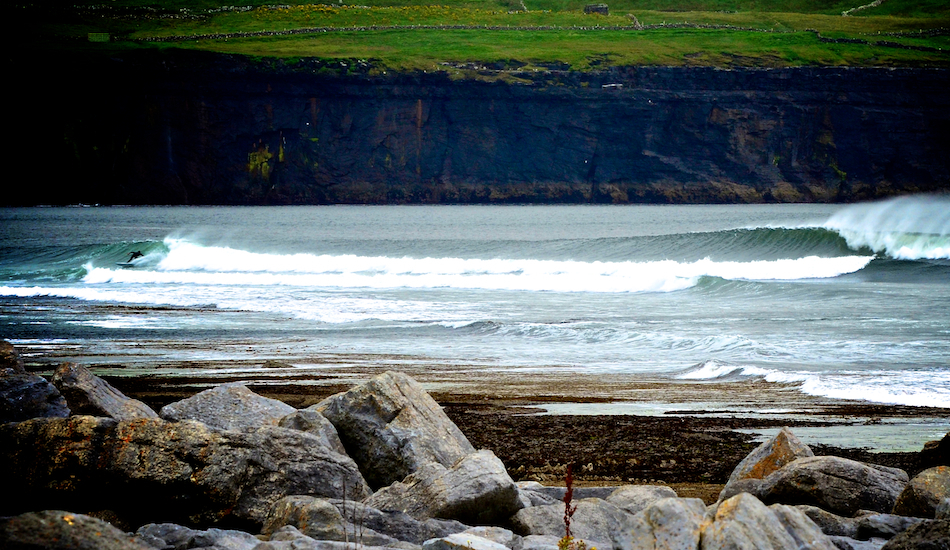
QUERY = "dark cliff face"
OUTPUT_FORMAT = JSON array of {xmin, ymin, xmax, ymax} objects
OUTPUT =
[{"xmin": 10, "ymin": 51, "xmax": 950, "ymax": 205}]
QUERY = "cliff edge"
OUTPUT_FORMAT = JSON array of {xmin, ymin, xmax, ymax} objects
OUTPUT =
[{"xmin": 9, "ymin": 50, "xmax": 949, "ymax": 205}]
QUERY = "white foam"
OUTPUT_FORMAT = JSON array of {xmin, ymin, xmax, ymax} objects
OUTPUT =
[
  {"xmin": 824, "ymin": 195, "xmax": 950, "ymax": 260},
  {"xmin": 76, "ymin": 242, "xmax": 873, "ymax": 294}
]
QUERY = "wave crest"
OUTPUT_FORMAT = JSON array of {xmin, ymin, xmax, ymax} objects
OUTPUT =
[{"xmin": 824, "ymin": 194, "xmax": 950, "ymax": 260}]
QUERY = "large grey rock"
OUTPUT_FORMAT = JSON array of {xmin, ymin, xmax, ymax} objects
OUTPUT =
[
  {"xmin": 0, "ymin": 340, "xmax": 26, "ymax": 372},
  {"xmin": 757, "ymin": 456, "xmax": 909, "ymax": 516},
  {"xmin": 701, "ymin": 492, "xmax": 837, "ymax": 550},
  {"xmin": 259, "ymin": 525, "xmax": 419, "ymax": 550},
  {"xmin": 879, "ymin": 519, "xmax": 950, "ymax": 550},
  {"xmin": 278, "ymin": 407, "xmax": 347, "ymax": 455},
  {"xmin": 0, "ymin": 415, "xmax": 370, "ymax": 527},
  {"xmin": 720, "ymin": 427, "xmax": 814, "ymax": 501},
  {"xmin": 328, "ymin": 499, "xmax": 468, "ymax": 545},
  {"xmin": 510, "ymin": 497, "xmax": 634, "ymax": 550},
  {"xmin": 0, "ymin": 510, "xmax": 153, "ymax": 550},
  {"xmin": 606, "ymin": 485, "xmax": 678, "ymax": 516},
  {"xmin": 892, "ymin": 466, "xmax": 950, "ymax": 519},
  {"xmin": 0, "ymin": 369, "xmax": 69, "ymax": 423},
  {"xmin": 160, "ymin": 382, "xmax": 295, "ymax": 431},
  {"xmin": 628, "ymin": 496, "xmax": 706, "ymax": 550},
  {"xmin": 136, "ymin": 523, "xmax": 261, "ymax": 550},
  {"xmin": 366, "ymin": 449, "xmax": 522, "ymax": 525},
  {"xmin": 317, "ymin": 371, "xmax": 475, "ymax": 489},
  {"xmin": 261, "ymin": 495, "xmax": 416, "ymax": 548},
  {"xmin": 51, "ymin": 362, "xmax": 157, "ymax": 421}
]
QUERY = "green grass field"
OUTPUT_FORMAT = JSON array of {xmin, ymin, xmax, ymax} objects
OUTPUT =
[{"xmin": 19, "ymin": 0, "xmax": 950, "ymax": 72}]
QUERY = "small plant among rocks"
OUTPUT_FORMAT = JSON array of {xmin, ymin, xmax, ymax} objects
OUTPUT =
[{"xmin": 558, "ymin": 464, "xmax": 594, "ymax": 550}]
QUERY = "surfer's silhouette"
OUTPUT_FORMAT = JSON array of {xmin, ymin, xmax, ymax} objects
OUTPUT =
[{"xmin": 128, "ymin": 251, "xmax": 144, "ymax": 261}]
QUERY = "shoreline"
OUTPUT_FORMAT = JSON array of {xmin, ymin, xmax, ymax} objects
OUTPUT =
[{"xmin": 101, "ymin": 368, "xmax": 948, "ymax": 505}]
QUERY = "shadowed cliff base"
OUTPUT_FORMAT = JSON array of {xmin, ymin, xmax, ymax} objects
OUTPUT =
[{"xmin": 8, "ymin": 50, "xmax": 950, "ymax": 205}]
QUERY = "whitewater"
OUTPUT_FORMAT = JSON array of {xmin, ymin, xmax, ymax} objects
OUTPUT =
[{"xmin": 1, "ymin": 196, "xmax": 948, "ymax": 417}]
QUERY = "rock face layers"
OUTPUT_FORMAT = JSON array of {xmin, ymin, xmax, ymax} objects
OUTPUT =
[{"xmin": 9, "ymin": 51, "xmax": 950, "ymax": 206}]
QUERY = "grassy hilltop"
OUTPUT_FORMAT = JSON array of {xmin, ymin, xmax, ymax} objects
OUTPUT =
[{"xmin": 16, "ymin": 0, "xmax": 950, "ymax": 74}]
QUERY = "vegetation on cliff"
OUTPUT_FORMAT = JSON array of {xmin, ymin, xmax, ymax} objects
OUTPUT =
[{"xmin": 17, "ymin": 0, "xmax": 950, "ymax": 74}]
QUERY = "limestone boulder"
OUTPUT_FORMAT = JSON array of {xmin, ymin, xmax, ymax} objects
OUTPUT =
[
  {"xmin": 510, "ymin": 497, "xmax": 633, "ymax": 549},
  {"xmin": 720, "ymin": 427, "xmax": 814, "ymax": 501},
  {"xmin": 160, "ymin": 382, "xmax": 295, "ymax": 431},
  {"xmin": 0, "ymin": 510, "xmax": 153, "ymax": 550},
  {"xmin": 0, "ymin": 415, "xmax": 370, "ymax": 528},
  {"xmin": 261, "ymin": 496, "xmax": 415, "ymax": 548},
  {"xmin": 260, "ymin": 525, "xmax": 420, "ymax": 550},
  {"xmin": 701, "ymin": 492, "xmax": 837, "ymax": 550},
  {"xmin": 628, "ymin": 496, "xmax": 706, "ymax": 550},
  {"xmin": 327, "ymin": 499, "xmax": 468, "ymax": 545},
  {"xmin": 279, "ymin": 406, "xmax": 347, "ymax": 455},
  {"xmin": 136, "ymin": 523, "xmax": 261, "ymax": 550},
  {"xmin": 879, "ymin": 519, "xmax": 950, "ymax": 550},
  {"xmin": 606, "ymin": 484, "xmax": 679, "ymax": 516},
  {"xmin": 365, "ymin": 449, "xmax": 522, "ymax": 525},
  {"xmin": 757, "ymin": 456, "xmax": 909, "ymax": 516},
  {"xmin": 51, "ymin": 362, "xmax": 157, "ymax": 421},
  {"xmin": 317, "ymin": 371, "xmax": 475, "ymax": 489},
  {"xmin": 892, "ymin": 466, "xmax": 950, "ymax": 519}
]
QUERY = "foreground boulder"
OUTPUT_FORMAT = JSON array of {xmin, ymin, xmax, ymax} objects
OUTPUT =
[
  {"xmin": 509, "ymin": 498, "xmax": 630, "ymax": 549},
  {"xmin": 702, "ymin": 492, "xmax": 837, "ymax": 550},
  {"xmin": 0, "ymin": 370, "xmax": 69, "ymax": 423},
  {"xmin": 0, "ymin": 510, "xmax": 152, "ymax": 550},
  {"xmin": 317, "ymin": 371, "xmax": 475, "ymax": 489},
  {"xmin": 51, "ymin": 362, "xmax": 157, "ymax": 421},
  {"xmin": 365, "ymin": 450, "xmax": 522, "ymax": 525},
  {"xmin": 136, "ymin": 523, "xmax": 261, "ymax": 550},
  {"xmin": 160, "ymin": 382, "xmax": 295, "ymax": 431},
  {"xmin": 261, "ymin": 496, "xmax": 415, "ymax": 548},
  {"xmin": 720, "ymin": 427, "xmax": 814, "ymax": 501},
  {"xmin": 756, "ymin": 456, "xmax": 909, "ymax": 516},
  {"xmin": 892, "ymin": 466, "xmax": 950, "ymax": 519},
  {"xmin": 628, "ymin": 496, "xmax": 706, "ymax": 550},
  {"xmin": 0, "ymin": 415, "xmax": 370, "ymax": 527}
]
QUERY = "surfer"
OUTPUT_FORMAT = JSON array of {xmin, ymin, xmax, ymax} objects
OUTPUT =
[{"xmin": 128, "ymin": 251, "xmax": 144, "ymax": 261}]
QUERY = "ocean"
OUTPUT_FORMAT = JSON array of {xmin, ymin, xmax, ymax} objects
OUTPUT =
[{"xmin": 2, "ymin": 196, "xmax": 949, "ymax": 448}]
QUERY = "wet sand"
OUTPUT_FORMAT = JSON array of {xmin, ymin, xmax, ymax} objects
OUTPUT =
[{"xmin": 96, "ymin": 360, "xmax": 949, "ymax": 504}]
